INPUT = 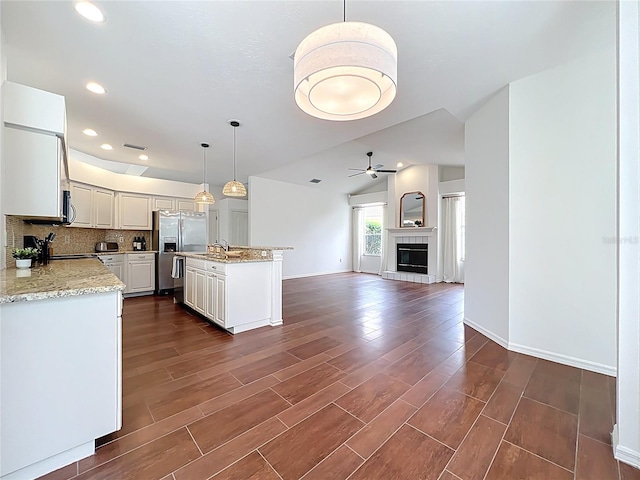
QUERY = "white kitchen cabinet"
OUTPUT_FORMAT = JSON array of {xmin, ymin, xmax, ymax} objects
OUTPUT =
[
  {"xmin": 98, "ymin": 254, "xmax": 125, "ymax": 284},
  {"xmin": 0, "ymin": 291, "xmax": 121, "ymax": 479},
  {"xmin": 94, "ymin": 189, "xmax": 115, "ymax": 228},
  {"xmin": 152, "ymin": 196, "xmax": 175, "ymax": 211},
  {"xmin": 2, "ymin": 127, "xmax": 65, "ymax": 219},
  {"xmin": 152, "ymin": 196, "xmax": 197, "ymax": 212},
  {"xmin": 3, "ymin": 81, "xmax": 66, "ymax": 136},
  {"xmin": 117, "ymin": 193, "xmax": 152, "ymax": 230},
  {"xmin": 69, "ymin": 183, "xmax": 114, "ymax": 229},
  {"xmin": 176, "ymin": 198, "xmax": 197, "ymax": 212},
  {"xmin": 194, "ymin": 268, "xmax": 206, "ymax": 315},
  {"xmin": 185, "ymin": 267, "xmax": 195, "ymax": 308},
  {"xmin": 205, "ymin": 269, "xmax": 227, "ymax": 327},
  {"xmin": 184, "ymin": 257, "xmax": 273, "ymax": 334},
  {"xmin": 215, "ymin": 274, "xmax": 227, "ymax": 326},
  {"xmin": 125, "ymin": 253, "xmax": 155, "ymax": 296},
  {"xmin": 205, "ymin": 272, "xmax": 216, "ymax": 321},
  {"xmin": 2, "ymin": 82, "xmax": 68, "ymax": 222}
]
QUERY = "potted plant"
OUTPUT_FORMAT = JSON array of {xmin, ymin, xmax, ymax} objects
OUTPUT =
[{"xmin": 12, "ymin": 247, "xmax": 39, "ymax": 269}]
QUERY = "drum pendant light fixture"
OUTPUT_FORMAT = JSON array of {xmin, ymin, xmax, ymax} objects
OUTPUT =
[
  {"xmin": 223, "ymin": 120, "xmax": 247, "ymax": 197},
  {"xmin": 194, "ymin": 143, "xmax": 215, "ymax": 204},
  {"xmin": 293, "ymin": 0, "xmax": 397, "ymax": 121}
]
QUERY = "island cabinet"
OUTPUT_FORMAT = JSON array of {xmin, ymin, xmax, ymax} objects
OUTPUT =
[
  {"xmin": 0, "ymin": 259, "xmax": 124, "ymax": 480},
  {"xmin": 184, "ymin": 257, "xmax": 274, "ymax": 334}
]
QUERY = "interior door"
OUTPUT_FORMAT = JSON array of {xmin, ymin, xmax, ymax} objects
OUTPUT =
[{"xmin": 230, "ymin": 210, "xmax": 248, "ymax": 245}]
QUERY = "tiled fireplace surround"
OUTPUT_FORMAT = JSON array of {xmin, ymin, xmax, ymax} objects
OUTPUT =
[{"xmin": 382, "ymin": 227, "xmax": 436, "ymax": 284}]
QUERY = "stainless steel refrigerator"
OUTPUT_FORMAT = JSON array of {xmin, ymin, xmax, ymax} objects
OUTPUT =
[{"xmin": 152, "ymin": 210, "xmax": 207, "ymax": 295}]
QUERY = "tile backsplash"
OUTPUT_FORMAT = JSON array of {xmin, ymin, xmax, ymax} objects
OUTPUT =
[{"xmin": 5, "ymin": 216, "xmax": 150, "ymax": 268}]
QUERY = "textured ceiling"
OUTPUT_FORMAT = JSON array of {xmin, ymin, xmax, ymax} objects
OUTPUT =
[{"xmin": 1, "ymin": 1, "xmax": 616, "ymax": 194}]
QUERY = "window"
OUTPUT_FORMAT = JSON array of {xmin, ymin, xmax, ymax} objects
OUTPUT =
[{"xmin": 363, "ymin": 205, "xmax": 383, "ymax": 256}]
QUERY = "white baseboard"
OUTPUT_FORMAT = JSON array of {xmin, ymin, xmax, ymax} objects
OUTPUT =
[
  {"xmin": 508, "ymin": 342, "xmax": 617, "ymax": 377},
  {"xmin": 463, "ymin": 317, "xmax": 508, "ymax": 348},
  {"xmin": 613, "ymin": 425, "xmax": 640, "ymax": 468},
  {"xmin": 463, "ymin": 317, "xmax": 616, "ymax": 376},
  {"xmin": 283, "ymin": 269, "xmax": 352, "ymax": 280}
]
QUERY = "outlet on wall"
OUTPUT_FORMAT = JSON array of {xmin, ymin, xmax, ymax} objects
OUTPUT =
[
  {"xmin": 339, "ymin": 258, "xmax": 342, "ymax": 262},
  {"xmin": 64, "ymin": 234, "xmax": 70, "ymax": 244}
]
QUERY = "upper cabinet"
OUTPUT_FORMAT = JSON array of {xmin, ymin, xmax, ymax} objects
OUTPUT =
[
  {"xmin": 3, "ymin": 81, "xmax": 66, "ymax": 136},
  {"xmin": 2, "ymin": 82, "xmax": 68, "ymax": 220},
  {"xmin": 152, "ymin": 196, "xmax": 197, "ymax": 212},
  {"xmin": 117, "ymin": 193, "xmax": 152, "ymax": 230},
  {"xmin": 69, "ymin": 182, "xmax": 114, "ymax": 229}
]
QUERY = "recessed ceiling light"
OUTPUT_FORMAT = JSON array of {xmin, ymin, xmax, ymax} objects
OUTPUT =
[
  {"xmin": 74, "ymin": 2, "xmax": 105, "ymax": 23},
  {"xmin": 82, "ymin": 128, "xmax": 98, "ymax": 137},
  {"xmin": 396, "ymin": 162, "xmax": 404, "ymax": 168},
  {"xmin": 86, "ymin": 82, "xmax": 106, "ymax": 94},
  {"xmin": 138, "ymin": 154, "xmax": 149, "ymax": 161},
  {"xmin": 100, "ymin": 144, "xmax": 113, "ymax": 150}
]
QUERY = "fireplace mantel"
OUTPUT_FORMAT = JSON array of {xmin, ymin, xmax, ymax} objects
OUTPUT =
[
  {"xmin": 383, "ymin": 227, "xmax": 437, "ymax": 284},
  {"xmin": 386, "ymin": 227, "xmax": 436, "ymax": 236}
]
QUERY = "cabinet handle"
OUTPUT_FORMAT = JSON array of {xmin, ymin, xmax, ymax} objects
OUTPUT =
[{"xmin": 139, "ymin": 256, "xmax": 146, "ymax": 259}]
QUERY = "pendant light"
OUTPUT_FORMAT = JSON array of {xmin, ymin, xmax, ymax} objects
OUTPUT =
[
  {"xmin": 293, "ymin": 0, "xmax": 397, "ymax": 121},
  {"xmin": 223, "ymin": 120, "xmax": 247, "ymax": 197},
  {"xmin": 194, "ymin": 143, "xmax": 215, "ymax": 204}
]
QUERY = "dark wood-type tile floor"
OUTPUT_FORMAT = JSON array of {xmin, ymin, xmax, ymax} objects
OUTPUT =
[{"xmin": 39, "ymin": 273, "xmax": 639, "ymax": 480}]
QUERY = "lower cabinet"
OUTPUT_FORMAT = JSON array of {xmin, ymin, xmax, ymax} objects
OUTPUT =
[
  {"xmin": 193, "ymin": 268, "xmax": 206, "ymax": 316},
  {"xmin": 184, "ymin": 257, "xmax": 270, "ymax": 334},
  {"xmin": 185, "ymin": 267, "xmax": 195, "ymax": 308},
  {"xmin": 0, "ymin": 291, "xmax": 122, "ymax": 478},
  {"xmin": 98, "ymin": 254, "xmax": 125, "ymax": 284},
  {"xmin": 206, "ymin": 271, "xmax": 227, "ymax": 327},
  {"xmin": 125, "ymin": 253, "xmax": 155, "ymax": 296}
]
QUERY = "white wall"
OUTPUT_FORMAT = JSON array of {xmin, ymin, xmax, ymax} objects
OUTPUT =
[
  {"xmin": 464, "ymin": 86, "xmax": 511, "ymax": 344},
  {"xmin": 214, "ymin": 197, "xmax": 248, "ymax": 246},
  {"xmin": 440, "ymin": 166, "xmax": 465, "ymax": 182},
  {"xmin": 248, "ymin": 176, "xmax": 351, "ymax": 279},
  {"xmin": 615, "ymin": 0, "xmax": 640, "ymax": 467},
  {"xmin": 509, "ymin": 47, "xmax": 617, "ymax": 373},
  {"xmin": 391, "ymin": 164, "xmax": 438, "ymax": 228},
  {"xmin": 387, "ymin": 164, "xmax": 439, "ymax": 276}
]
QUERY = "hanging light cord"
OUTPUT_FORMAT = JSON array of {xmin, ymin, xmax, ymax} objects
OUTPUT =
[
  {"xmin": 202, "ymin": 143, "xmax": 209, "ymax": 192},
  {"xmin": 233, "ymin": 125, "xmax": 237, "ymax": 181},
  {"xmin": 343, "ymin": 0, "xmax": 346, "ymax": 22}
]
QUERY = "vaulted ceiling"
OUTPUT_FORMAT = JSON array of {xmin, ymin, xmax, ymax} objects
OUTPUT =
[{"xmin": 1, "ymin": 1, "xmax": 616, "ymax": 194}]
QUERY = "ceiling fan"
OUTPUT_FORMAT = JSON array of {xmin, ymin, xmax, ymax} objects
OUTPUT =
[{"xmin": 348, "ymin": 152, "xmax": 397, "ymax": 179}]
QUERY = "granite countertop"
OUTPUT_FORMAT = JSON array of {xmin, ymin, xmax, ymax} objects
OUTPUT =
[
  {"xmin": 228, "ymin": 246, "xmax": 293, "ymax": 251},
  {"xmin": 176, "ymin": 252, "xmax": 273, "ymax": 264},
  {"xmin": 0, "ymin": 259, "xmax": 125, "ymax": 304}
]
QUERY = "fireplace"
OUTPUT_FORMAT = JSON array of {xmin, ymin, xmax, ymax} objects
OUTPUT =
[{"xmin": 397, "ymin": 243, "xmax": 428, "ymax": 274}]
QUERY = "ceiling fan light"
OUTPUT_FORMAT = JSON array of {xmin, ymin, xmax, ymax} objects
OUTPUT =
[
  {"xmin": 222, "ymin": 180, "xmax": 247, "ymax": 197},
  {"xmin": 194, "ymin": 191, "xmax": 215, "ymax": 205},
  {"xmin": 294, "ymin": 22, "xmax": 397, "ymax": 121}
]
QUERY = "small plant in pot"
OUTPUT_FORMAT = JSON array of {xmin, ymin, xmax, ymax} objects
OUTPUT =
[{"xmin": 12, "ymin": 247, "xmax": 39, "ymax": 269}]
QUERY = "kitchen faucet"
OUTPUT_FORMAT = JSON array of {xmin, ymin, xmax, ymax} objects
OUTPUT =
[{"xmin": 211, "ymin": 240, "xmax": 229, "ymax": 252}]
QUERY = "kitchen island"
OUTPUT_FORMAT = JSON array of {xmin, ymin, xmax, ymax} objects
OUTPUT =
[
  {"xmin": 178, "ymin": 246, "xmax": 291, "ymax": 334},
  {"xmin": 0, "ymin": 259, "xmax": 124, "ymax": 479}
]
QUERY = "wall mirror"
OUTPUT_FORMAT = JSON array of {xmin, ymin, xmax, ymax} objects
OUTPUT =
[{"xmin": 400, "ymin": 191, "xmax": 425, "ymax": 227}]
